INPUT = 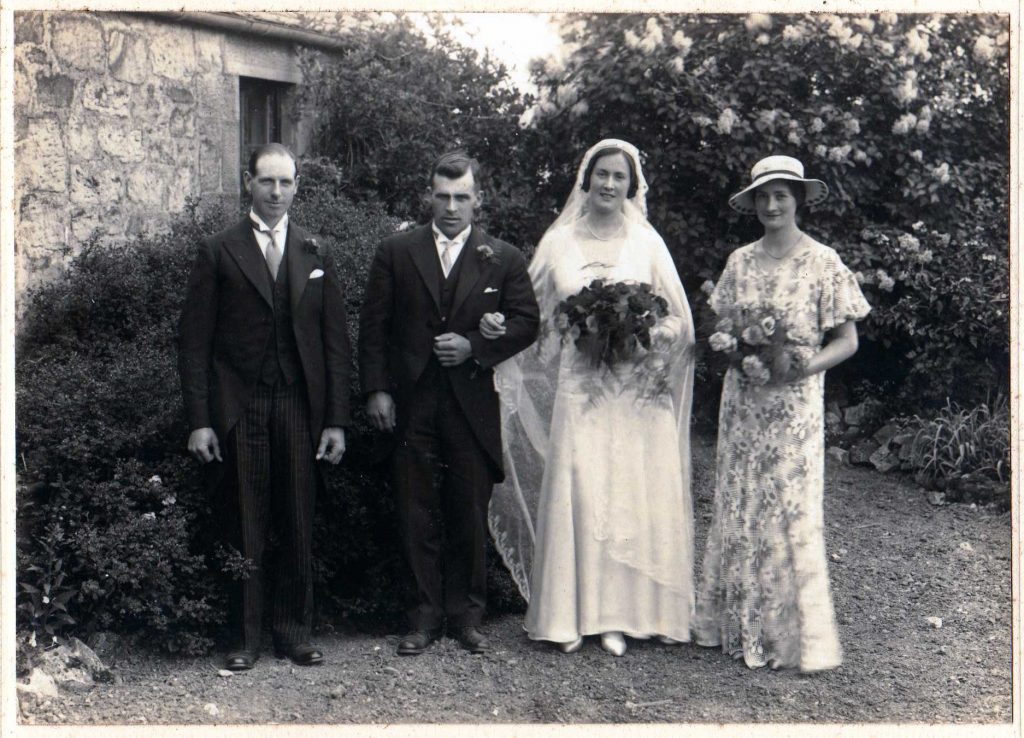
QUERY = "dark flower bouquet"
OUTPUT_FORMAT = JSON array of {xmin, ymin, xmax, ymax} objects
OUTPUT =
[
  {"xmin": 555, "ymin": 279, "xmax": 669, "ymax": 369},
  {"xmin": 553, "ymin": 279, "xmax": 676, "ymax": 404},
  {"xmin": 708, "ymin": 303, "xmax": 804, "ymax": 385}
]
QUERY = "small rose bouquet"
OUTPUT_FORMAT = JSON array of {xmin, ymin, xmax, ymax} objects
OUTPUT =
[
  {"xmin": 555, "ymin": 279, "xmax": 673, "ymax": 402},
  {"xmin": 708, "ymin": 304, "xmax": 804, "ymax": 385}
]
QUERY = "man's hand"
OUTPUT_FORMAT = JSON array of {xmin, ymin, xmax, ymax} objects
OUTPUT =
[
  {"xmin": 367, "ymin": 391, "xmax": 397, "ymax": 432},
  {"xmin": 478, "ymin": 313, "xmax": 506, "ymax": 340},
  {"xmin": 188, "ymin": 427, "xmax": 222, "ymax": 463},
  {"xmin": 317, "ymin": 427, "xmax": 346, "ymax": 464},
  {"xmin": 433, "ymin": 333, "xmax": 473, "ymax": 366}
]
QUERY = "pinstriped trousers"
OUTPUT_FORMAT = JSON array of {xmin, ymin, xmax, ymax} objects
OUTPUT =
[{"xmin": 222, "ymin": 381, "xmax": 317, "ymax": 652}]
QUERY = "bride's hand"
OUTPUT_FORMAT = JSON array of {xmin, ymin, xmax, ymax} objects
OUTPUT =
[{"xmin": 479, "ymin": 312, "xmax": 506, "ymax": 340}]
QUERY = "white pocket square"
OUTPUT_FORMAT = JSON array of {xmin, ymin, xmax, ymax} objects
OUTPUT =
[
  {"xmin": 483, "ymin": 287, "xmax": 498, "ymax": 294},
  {"xmin": 309, "ymin": 269, "xmax": 324, "ymax": 279}
]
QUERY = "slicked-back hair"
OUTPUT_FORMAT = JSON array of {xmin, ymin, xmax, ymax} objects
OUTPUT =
[
  {"xmin": 247, "ymin": 143, "xmax": 298, "ymax": 179},
  {"xmin": 430, "ymin": 151, "xmax": 482, "ymax": 191},
  {"xmin": 580, "ymin": 147, "xmax": 639, "ymax": 199}
]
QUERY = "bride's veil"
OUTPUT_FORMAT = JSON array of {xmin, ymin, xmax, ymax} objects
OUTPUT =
[{"xmin": 488, "ymin": 139, "xmax": 695, "ymax": 601}]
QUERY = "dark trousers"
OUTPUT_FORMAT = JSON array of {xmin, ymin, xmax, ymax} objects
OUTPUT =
[
  {"xmin": 392, "ymin": 367, "xmax": 494, "ymax": 631},
  {"xmin": 222, "ymin": 382, "xmax": 316, "ymax": 652}
]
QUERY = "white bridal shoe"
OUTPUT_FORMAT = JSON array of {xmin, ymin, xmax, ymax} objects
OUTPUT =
[
  {"xmin": 658, "ymin": 635, "xmax": 683, "ymax": 645},
  {"xmin": 600, "ymin": 632, "xmax": 627, "ymax": 657},
  {"xmin": 557, "ymin": 637, "xmax": 584, "ymax": 654}
]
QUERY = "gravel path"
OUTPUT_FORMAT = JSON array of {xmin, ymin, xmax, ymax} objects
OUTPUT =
[{"xmin": 17, "ymin": 436, "xmax": 1013, "ymax": 726}]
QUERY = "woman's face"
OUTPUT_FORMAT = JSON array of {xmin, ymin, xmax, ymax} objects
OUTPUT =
[
  {"xmin": 754, "ymin": 181, "xmax": 799, "ymax": 231},
  {"xmin": 586, "ymin": 152, "xmax": 631, "ymax": 215}
]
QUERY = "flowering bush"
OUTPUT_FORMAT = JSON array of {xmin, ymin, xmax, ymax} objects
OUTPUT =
[{"xmin": 525, "ymin": 12, "xmax": 1009, "ymax": 411}]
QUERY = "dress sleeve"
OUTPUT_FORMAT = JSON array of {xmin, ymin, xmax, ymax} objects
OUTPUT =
[
  {"xmin": 819, "ymin": 250, "xmax": 871, "ymax": 332},
  {"xmin": 709, "ymin": 251, "xmax": 738, "ymax": 316}
]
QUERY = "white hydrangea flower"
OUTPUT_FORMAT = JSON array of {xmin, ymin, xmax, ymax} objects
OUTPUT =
[
  {"xmin": 669, "ymin": 56, "xmax": 685, "ymax": 74},
  {"xmin": 915, "ymin": 118, "xmax": 931, "ymax": 134},
  {"xmin": 931, "ymin": 162, "xmax": 951, "ymax": 184},
  {"xmin": 852, "ymin": 17, "xmax": 876, "ymax": 33},
  {"xmin": 879, "ymin": 12, "xmax": 898, "ymax": 25},
  {"xmin": 814, "ymin": 144, "xmax": 828, "ymax": 158},
  {"xmin": 906, "ymin": 28, "xmax": 931, "ymax": 60},
  {"xmin": 844, "ymin": 34, "xmax": 864, "ymax": 49},
  {"xmin": 828, "ymin": 144, "xmax": 852, "ymax": 162},
  {"xmin": 788, "ymin": 131, "xmax": 802, "ymax": 145},
  {"xmin": 809, "ymin": 117, "xmax": 825, "ymax": 133},
  {"xmin": 646, "ymin": 17, "xmax": 664, "ymax": 44},
  {"xmin": 892, "ymin": 113, "xmax": 918, "ymax": 135},
  {"xmin": 782, "ymin": 25, "xmax": 804, "ymax": 42},
  {"xmin": 844, "ymin": 118, "xmax": 861, "ymax": 135},
  {"xmin": 716, "ymin": 108, "xmax": 738, "ymax": 135},
  {"xmin": 570, "ymin": 100, "xmax": 589, "ymax": 117},
  {"xmin": 671, "ymin": 30, "xmax": 694, "ymax": 54},
  {"xmin": 624, "ymin": 29, "xmax": 641, "ymax": 49},
  {"xmin": 973, "ymin": 35, "xmax": 995, "ymax": 62},
  {"xmin": 876, "ymin": 40, "xmax": 896, "ymax": 56},
  {"xmin": 876, "ymin": 269, "xmax": 895, "ymax": 292},
  {"xmin": 909, "ymin": 149, "xmax": 923, "ymax": 161},
  {"xmin": 894, "ymin": 71, "xmax": 919, "ymax": 103},
  {"xmin": 898, "ymin": 233, "xmax": 921, "ymax": 251},
  {"xmin": 757, "ymin": 33, "xmax": 770, "ymax": 45},
  {"xmin": 853, "ymin": 150, "xmax": 868, "ymax": 163},
  {"xmin": 745, "ymin": 13, "xmax": 772, "ymax": 32}
]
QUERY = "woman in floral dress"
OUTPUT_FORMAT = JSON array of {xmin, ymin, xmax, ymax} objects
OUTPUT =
[{"xmin": 694, "ymin": 156, "xmax": 870, "ymax": 671}]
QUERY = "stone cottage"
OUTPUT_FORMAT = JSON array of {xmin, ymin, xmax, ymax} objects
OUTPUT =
[{"xmin": 13, "ymin": 10, "xmax": 351, "ymax": 297}]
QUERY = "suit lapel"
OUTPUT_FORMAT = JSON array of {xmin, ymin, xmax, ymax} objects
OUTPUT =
[
  {"xmin": 287, "ymin": 223, "xmax": 316, "ymax": 315},
  {"xmin": 449, "ymin": 227, "xmax": 488, "ymax": 320},
  {"xmin": 222, "ymin": 218, "xmax": 273, "ymax": 308},
  {"xmin": 408, "ymin": 226, "xmax": 442, "ymax": 312}
]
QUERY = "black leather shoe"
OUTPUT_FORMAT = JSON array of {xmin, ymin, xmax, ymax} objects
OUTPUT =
[
  {"xmin": 225, "ymin": 650, "xmax": 258, "ymax": 671},
  {"xmin": 397, "ymin": 629, "xmax": 441, "ymax": 656},
  {"xmin": 452, "ymin": 626, "xmax": 491, "ymax": 654},
  {"xmin": 274, "ymin": 643, "xmax": 324, "ymax": 666}
]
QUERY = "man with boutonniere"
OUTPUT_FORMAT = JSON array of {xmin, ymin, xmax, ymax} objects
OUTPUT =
[
  {"xmin": 359, "ymin": 151, "xmax": 539, "ymax": 655},
  {"xmin": 178, "ymin": 143, "xmax": 351, "ymax": 672}
]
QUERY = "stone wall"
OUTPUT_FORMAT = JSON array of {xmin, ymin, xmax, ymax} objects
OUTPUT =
[{"xmin": 13, "ymin": 11, "xmax": 310, "ymax": 298}]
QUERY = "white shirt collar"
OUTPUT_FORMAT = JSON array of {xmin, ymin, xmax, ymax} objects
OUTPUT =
[
  {"xmin": 432, "ymin": 222, "xmax": 471, "ymax": 248},
  {"xmin": 249, "ymin": 210, "xmax": 288, "ymax": 237}
]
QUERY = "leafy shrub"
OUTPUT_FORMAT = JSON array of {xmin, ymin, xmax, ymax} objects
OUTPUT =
[
  {"xmin": 16, "ymin": 199, "xmax": 235, "ymax": 653},
  {"xmin": 905, "ymin": 397, "xmax": 1010, "ymax": 486}
]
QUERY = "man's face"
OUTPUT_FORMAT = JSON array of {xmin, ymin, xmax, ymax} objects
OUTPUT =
[
  {"xmin": 429, "ymin": 170, "xmax": 482, "ymax": 238},
  {"xmin": 244, "ymin": 151, "xmax": 298, "ymax": 228}
]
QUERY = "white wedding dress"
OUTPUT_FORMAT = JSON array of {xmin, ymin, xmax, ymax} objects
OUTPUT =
[
  {"xmin": 490, "ymin": 140, "xmax": 695, "ymax": 646},
  {"xmin": 516, "ymin": 219, "xmax": 695, "ymax": 642}
]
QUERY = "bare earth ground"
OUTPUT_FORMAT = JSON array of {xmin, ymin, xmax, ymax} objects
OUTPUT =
[{"xmin": 18, "ymin": 435, "xmax": 1012, "ymax": 725}]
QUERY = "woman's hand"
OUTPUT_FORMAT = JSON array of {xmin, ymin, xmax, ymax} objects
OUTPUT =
[
  {"xmin": 772, "ymin": 350, "xmax": 805, "ymax": 384},
  {"xmin": 479, "ymin": 312, "xmax": 506, "ymax": 340}
]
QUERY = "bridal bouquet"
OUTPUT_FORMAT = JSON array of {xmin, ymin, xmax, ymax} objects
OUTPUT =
[
  {"xmin": 708, "ymin": 304, "xmax": 803, "ymax": 385},
  {"xmin": 554, "ymin": 279, "xmax": 674, "ymax": 402},
  {"xmin": 555, "ymin": 279, "xmax": 669, "ymax": 369}
]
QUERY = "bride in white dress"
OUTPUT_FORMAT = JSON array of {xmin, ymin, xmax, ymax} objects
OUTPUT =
[{"xmin": 483, "ymin": 139, "xmax": 695, "ymax": 656}]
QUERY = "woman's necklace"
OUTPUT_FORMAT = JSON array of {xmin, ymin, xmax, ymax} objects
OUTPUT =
[
  {"xmin": 584, "ymin": 216, "xmax": 625, "ymax": 241},
  {"xmin": 762, "ymin": 232, "xmax": 804, "ymax": 260}
]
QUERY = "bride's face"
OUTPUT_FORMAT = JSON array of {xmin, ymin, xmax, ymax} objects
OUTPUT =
[{"xmin": 586, "ymin": 152, "xmax": 631, "ymax": 215}]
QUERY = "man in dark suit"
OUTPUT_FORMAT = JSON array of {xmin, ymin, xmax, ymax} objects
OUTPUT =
[
  {"xmin": 178, "ymin": 143, "xmax": 350, "ymax": 671},
  {"xmin": 359, "ymin": 151, "xmax": 539, "ymax": 655}
]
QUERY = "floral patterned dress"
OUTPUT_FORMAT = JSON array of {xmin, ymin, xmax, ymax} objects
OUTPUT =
[{"xmin": 693, "ymin": 236, "xmax": 870, "ymax": 671}]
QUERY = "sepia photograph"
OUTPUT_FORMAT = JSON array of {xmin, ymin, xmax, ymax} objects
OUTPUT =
[{"xmin": 1, "ymin": 5, "xmax": 1017, "ymax": 735}]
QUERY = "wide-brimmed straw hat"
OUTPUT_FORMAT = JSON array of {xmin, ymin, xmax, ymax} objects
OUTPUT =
[{"xmin": 728, "ymin": 155, "xmax": 829, "ymax": 214}]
